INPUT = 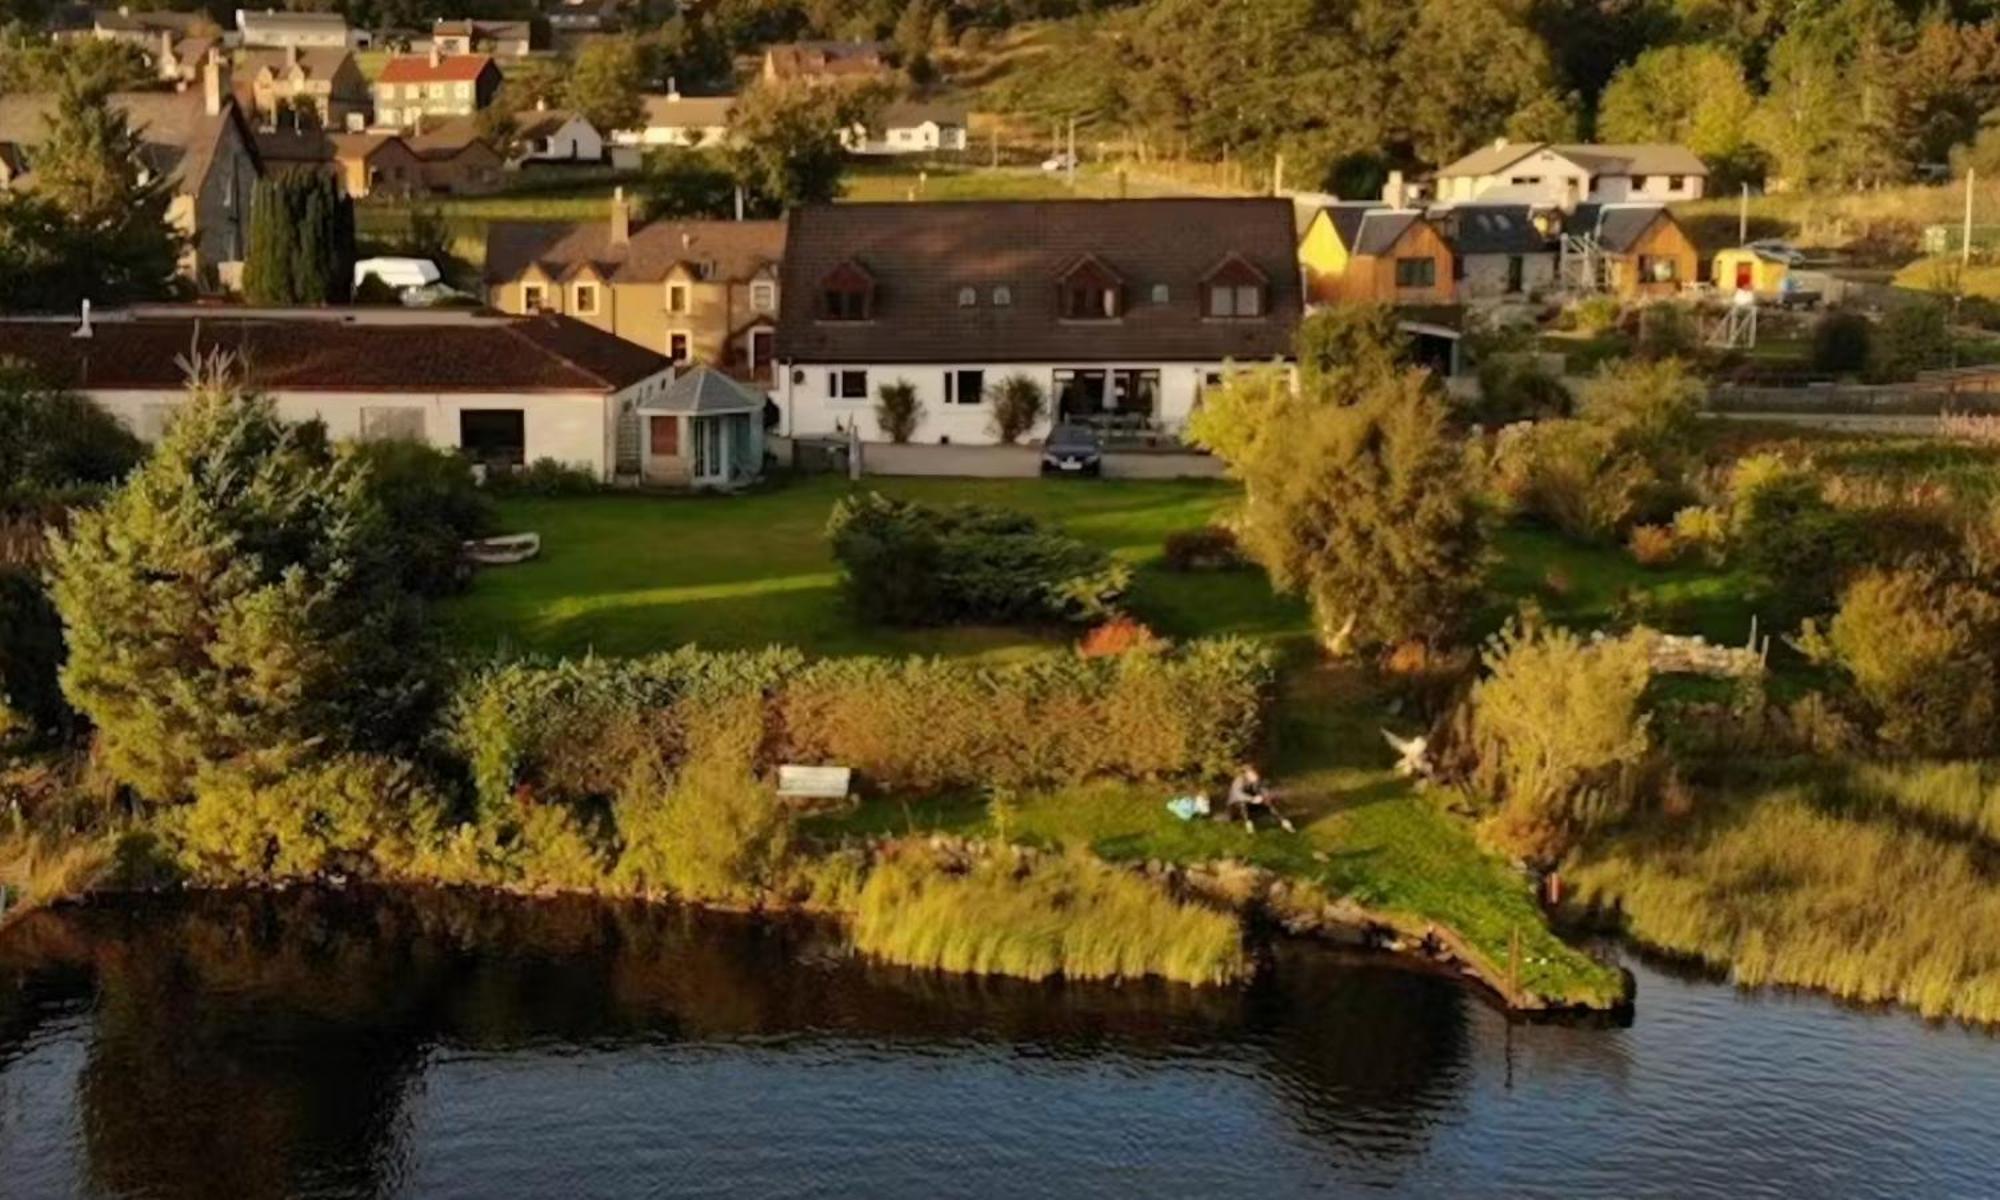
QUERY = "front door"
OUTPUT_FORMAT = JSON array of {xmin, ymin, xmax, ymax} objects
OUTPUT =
[{"xmin": 1734, "ymin": 262, "xmax": 1754, "ymax": 290}]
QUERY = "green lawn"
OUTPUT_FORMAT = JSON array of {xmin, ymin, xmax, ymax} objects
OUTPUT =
[
  {"xmin": 447, "ymin": 476, "xmax": 1647, "ymax": 1006},
  {"xmin": 446, "ymin": 476, "xmax": 1303, "ymax": 660}
]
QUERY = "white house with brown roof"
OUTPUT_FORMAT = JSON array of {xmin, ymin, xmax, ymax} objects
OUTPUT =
[
  {"xmin": 761, "ymin": 40, "xmax": 889, "ymax": 85},
  {"xmin": 773, "ymin": 199, "xmax": 1303, "ymax": 447},
  {"xmin": 615, "ymin": 91, "xmax": 736, "ymax": 148},
  {"xmin": 1433, "ymin": 140, "xmax": 1709, "ymax": 208},
  {"xmin": 843, "ymin": 101, "xmax": 968, "ymax": 156},
  {"xmin": 234, "ymin": 8, "xmax": 363, "ymax": 49},
  {"xmin": 0, "ymin": 307, "xmax": 677, "ymax": 481},
  {"xmin": 514, "ymin": 107, "xmax": 602, "ymax": 163}
]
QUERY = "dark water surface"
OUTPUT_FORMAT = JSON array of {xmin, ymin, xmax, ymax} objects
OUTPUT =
[{"xmin": 1, "ymin": 890, "xmax": 1997, "ymax": 1199}]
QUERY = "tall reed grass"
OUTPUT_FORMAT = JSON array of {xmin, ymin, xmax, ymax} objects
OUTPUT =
[
  {"xmin": 1570, "ymin": 780, "xmax": 2000, "ymax": 1024},
  {"xmin": 852, "ymin": 846, "xmax": 1247, "ymax": 986}
]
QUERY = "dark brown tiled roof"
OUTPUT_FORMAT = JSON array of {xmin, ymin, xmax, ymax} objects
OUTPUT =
[
  {"xmin": 484, "ymin": 218, "xmax": 786, "ymax": 285},
  {"xmin": 0, "ymin": 314, "xmax": 668, "ymax": 394},
  {"xmin": 775, "ymin": 199, "xmax": 1303, "ymax": 365}
]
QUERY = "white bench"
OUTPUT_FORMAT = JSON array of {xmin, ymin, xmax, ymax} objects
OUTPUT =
[{"xmin": 777, "ymin": 764, "xmax": 853, "ymax": 805}]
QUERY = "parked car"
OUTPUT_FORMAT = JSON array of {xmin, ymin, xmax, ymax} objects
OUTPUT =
[
  {"xmin": 1040, "ymin": 423, "xmax": 1103, "ymax": 477},
  {"xmin": 1041, "ymin": 152, "xmax": 1078, "ymax": 172}
]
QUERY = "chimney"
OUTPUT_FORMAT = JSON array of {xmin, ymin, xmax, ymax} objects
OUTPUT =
[
  {"xmin": 734, "ymin": 185, "xmax": 744, "ymax": 222},
  {"xmin": 428, "ymin": 42, "xmax": 441, "ymax": 68},
  {"xmin": 286, "ymin": 43, "xmax": 299, "ymax": 69},
  {"xmin": 666, "ymin": 76, "xmax": 679, "ymax": 101},
  {"xmin": 534, "ymin": 96, "xmax": 547, "ymax": 112},
  {"xmin": 1382, "ymin": 169, "xmax": 1407, "ymax": 209},
  {"xmin": 72, "ymin": 298, "xmax": 93, "ymax": 340},
  {"xmin": 610, "ymin": 186, "xmax": 630, "ymax": 245},
  {"xmin": 202, "ymin": 49, "xmax": 223, "ymax": 117},
  {"xmin": 1493, "ymin": 137, "xmax": 1508, "ymax": 151},
  {"xmin": 680, "ymin": 231, "xmax": 691, "ymax": 250}
]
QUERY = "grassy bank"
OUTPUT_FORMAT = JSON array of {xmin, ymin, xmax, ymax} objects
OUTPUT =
[
  {"xmin": 1675, "ymin": 181, "xmax": 2000, "ymax": 260},
  {"xmin": 1569, "ymin": 763, "xmax": 2000, "ymax": 1024}
]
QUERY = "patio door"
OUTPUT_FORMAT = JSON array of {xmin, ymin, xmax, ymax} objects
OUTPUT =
[{"xmin": 691, "ymin": 415, "xmax": 729, "ymax": 483}]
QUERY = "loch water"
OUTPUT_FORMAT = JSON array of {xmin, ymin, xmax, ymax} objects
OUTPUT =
[{"xmin": 1, "ymin": 889, "xmax": 1997, "ymax": 1198}]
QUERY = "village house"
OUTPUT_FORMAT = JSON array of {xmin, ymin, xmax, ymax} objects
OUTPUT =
[
  {"xmin": 403, "ymin": 118, "xmax": 505, "ymax": 193},
  {"xmin": 1433, "ymin": 140, "xmax": 1710, "ymax": 208},
  {"xmin": 373, "ymin": 50, "xmax": 501, "ymax": 129},
  {"xmin": 234, "ymin": 8, "xmax": 364, "ymax": 49},
  {"xmin": 615, "ymin": 91, "xmax": 736, "ymax": 149},
  {"xmin": 1433, "ymin": 204, "xmax": 1560, "ymax": 301},
  {"xmin": 774, "ymin": 199, "xmax": 1302, "ymax": 447},
  {"xmin": 1562, "ymin": 203, "xmax": 1701, "ymax": 299},
  {"xmin": 431, "ymin": 17, "xmax": 544, "ymax": 57},
  {"xmin": 843, "ymin": 101, "xmax": 969, "ymax": 156},
  {"xmin": 484, "ymin": 191, "xmax": 787, "ymax": 383},
  {"xmin": 233, "ymin": 45, "xmax": 371, "ymax": 130},
  {"xmin": 0, "ymin": 56, "xmax": 259, "ymax": 289},
  {"xmin": 761, "ymin": 40, "xmax": 890, "ymax": 85},
  {"xmin": 1297, "ymin": 203, "xmax": 1456, "ymax": 306},
  {"xmin": 252, "ymin": 127, "xmax": 427, "ymax": 197},
  {"xmin": 151, "ymin": 30, "xmax": 221, "ymax": 84},
  {"xmin": 80, "ymin": 11, "xmax": 219, "ymax": 83},
  {"xmin": 0, "ymin": 308, "xmax": 675, "ymax": 482},
  {"xmin": 544, "ymin": 0, "xmax": 619, "ymax": 33},
  {"xmin": 514, "ymin": 107, "xmax": 603, "ymax": 164}
]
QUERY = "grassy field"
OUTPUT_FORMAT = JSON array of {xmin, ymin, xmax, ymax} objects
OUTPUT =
[
  {"xmin": 445, "ymin": 477, "xmax": 1711, "ymax": 1005},
  {"xmin": 1675, "ymin": 180, "xmax": 2000, "ymax": 260}
]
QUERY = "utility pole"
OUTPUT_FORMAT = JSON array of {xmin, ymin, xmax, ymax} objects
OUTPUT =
[
  {"xmin": 1964, "ymin": 168, "xmax": 1977, "ymax": 276},
  {"xmin": 1272, "ymin": 152, "xmax": 1285, "ymax": 197},
  {"xmin": 1739, "ymin": 182, "xmax": 1749, "ymax": 246},
  {"xmin": 1066, "ymin": 117, "xmax": 1076, "ymax": 191},
  {"xmin": 990, "ymin": 125, "xmax": 998, "ymax": 169}
]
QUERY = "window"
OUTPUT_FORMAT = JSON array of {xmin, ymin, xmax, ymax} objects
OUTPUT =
[
  {"xmin": 522, "ymin": 283, "xmax": 547, "ymax": 313},
  {"xmin": 573, "ymin": 283, "xmax": 599, "ymax": 314},
  {"xmin": 1667, "ymin": 174, "xmax": 1686, "ymax": 192},
  {"xmin": 944, "ymin": 369, "xmax": 985, "ymax": 406},
  {"xmin": 823, "ymin": 286, "xmax": 869, "ymax": 320},
  {"xmin": 750, "ymin": 280, "xmax": 776, "ymax": 312},
  {"xmin": 1207, "ymin": 284, "xmax": 1261, "ymax": 318},
  {"xmin": 1233, "ymin": 284, "xmax": 1262, "ymax": 317},
  {"xmin": 1151, "ymin": 283, "xmax": 1170, "ymax": 304},
  {"xmin": 650, "ymin": 414, "xmax": 679, "ymax": 456},
  {"xmin": 666, "ymin": 283, "xmax": 689, "ymax": 313},
  {"xmin": 829, "ymin": 369, "xmax": 868, "ymax": 400},
  {"xmin": 1062, "ymin": 285, "xmax": 1118, "ymax": 320},
  {"xmin": 456, "ymin": 82, "xmax": 471, "ymax": 98},
  {"xmin": 360, "ymin": 406, "xmax": 424, "ymax": 441},
  {"xmin": 957, "ymin": 286, "xmax": 977, "ymax": 307},
  {"xmin": 668, "ymin": 331, "xmax": 691, "ymax": 363},
  {"xmin": 1631, "ymin": 174, "xmax": 1649, "ymax": 190},
  {"xmin": 991, "ymin": 285, "xmax": 1011, "ymax": 306},
  {"xmin": 747, "ymin": 327, "xmax": 774, "ymax": 371},
  {"xmin": 1509, "ymin": 174, "xmax": 1543, "ymax": 186},
  {"xmin": 1506, "ymin": 254, "xmax": 1525, "ymax": 294},
  {"xmin": 1207, "ymin": 286, "xmax": 1235, "ymax": 318},
  {"xmin": 1394, "ymin": 257, "xmax": 1436, "ymax": 289},
  {"xmin": 1639, "ymin": 255, "xmax": 1679, "ymax": 283},
  {"xmin": 459, "ymin": 409, "xmax": 526, "ymax": 468}
]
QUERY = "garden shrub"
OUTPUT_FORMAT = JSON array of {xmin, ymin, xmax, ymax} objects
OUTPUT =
[
  {"xmin": 1816, "ymin": 565, "xmax": 2000, "ymax": 757},
  {"xmin": 1495, "ymin": 420, "xmax": 1653, "ymax": 539},
  {"xmin": 1471, "ymin": 622, "xmax": 1655, "ymax": 866},
  {"xmin": 1627, "ymin": 524, "xmax": 1678, "ymax": 567},
  {"xmin": 1077, "ymin": 616, "xmax": 1163, "ymax": 658},
  {"xmin": 874, "ymin": 378, "xmax": 924, "ymax": 444},
  {"xmin": 1670, "ymin": 505, "xmax": 1729, "ymax": 566},
  {"xmin": 1570, "ymin": 295, "xmax": 1623, "ymax": 335},
  {"xmin": 1469, "ymin": 355, "xmax": 1571, "ymax": 426},
  {"xmin": 0, "ymin": 569, "xmax": 69, "ymax": 745},
  {"xmin": 986, "ymin": 374, "xmax": 1046, "ymax": 444},
  {"xmin": 1812, "ymin": 311, "xmax": 1872, "ymax": 375},
  {"xmin": 1730, "ymin": 457, "xmax": 1864, "ymax": 619},
  {"xmin": 826, "ymin": 492, "xmax": 1130, "ymax": 626},
  {"xmin": 1160, "ymin": 525, "xmax": 1244, "ymax": 572},
  {"xmin": 487, "ymin": 457, "xmax": 600, "ymax": 496},
  {"xmin": 1867, "ymin": 300, "xmax": 1951, "ymax": 383},
  {"xmin": 171, "ymin": 754, "xmax": 450, "ymax": 882},
  {"xmin": 344, "ymin": 439, "xmax": 496, "ymax": 597},
  {"xmin": 451, "ymin": 640, "xmax": 1275, "ymax": 812},
  {"xmin": 1634, "ymin": 305, "xmax": 1699, "ymax": 361}
]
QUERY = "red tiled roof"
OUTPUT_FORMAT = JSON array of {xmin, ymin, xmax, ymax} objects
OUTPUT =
[
  {"xmin": 0, "ymin": 314, "xmax": 668, "ymax": 394},
  {"xmin": 376, "ymin": 54, "xmax": 494, "ymax": 84}
]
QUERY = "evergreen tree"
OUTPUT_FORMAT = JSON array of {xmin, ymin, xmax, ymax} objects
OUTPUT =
[
  {"xmin": 243, "ymin": 173, "xmax": 356, "ymax": 306},
  {"xmin": 47, "ymin": 358, "xmax": 440, "ymax": 802},
  {"xmin": 292, "ymin": 177, "xmax": 330, "ymax": 305}
]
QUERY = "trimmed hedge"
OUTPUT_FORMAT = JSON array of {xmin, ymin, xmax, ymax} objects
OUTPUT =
[
  {"xmin": 826, "ymin": 492, "xmax": 1130, "ymax": 625},
  {"xmin": 450, "ymin": 641, "xmax": 1274, "ymax": 814}
]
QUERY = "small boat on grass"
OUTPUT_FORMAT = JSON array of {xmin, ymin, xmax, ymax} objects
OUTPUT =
[{"xmin": 463, "ymin": 532, "xmax": 541, "ymax": 566}]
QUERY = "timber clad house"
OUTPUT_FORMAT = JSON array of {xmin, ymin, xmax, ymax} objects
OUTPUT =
[
  {"xmin": 1298, "ymin": 204, "xmax": 1455, "ymax": 306},
  {"xmin": 773, "ymin": 199, "xmax": 1303, "ymax": 447},
  {"xmin": 483, "ymin": 192, "xmax": 787, "ymax": 383},
  {"xmin": 0, "ymin": 310, "xmax": 682, "ymax": 483},
  {"xmin": 1562, "ymin": 203, "xmax": 1701, "ymax": 298},
  {"xmin": 0, "ymin": 57, "xmax": 259, "ymax": 288}
]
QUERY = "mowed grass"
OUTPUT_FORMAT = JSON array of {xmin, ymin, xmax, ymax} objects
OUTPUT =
[{"xmin": 445, "ymin": 476, "xmax": 1305, "ymax": 660}]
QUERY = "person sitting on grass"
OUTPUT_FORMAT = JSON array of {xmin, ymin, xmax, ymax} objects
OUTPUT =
[{"xmin": 1226, "ymin": 764, "xmax": 1294, "ymax": 834}]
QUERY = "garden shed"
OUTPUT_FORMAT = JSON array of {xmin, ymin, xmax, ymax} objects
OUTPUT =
[{"xmin": 634, "ymin": 367, "xmax": 766, "ymax": 488}]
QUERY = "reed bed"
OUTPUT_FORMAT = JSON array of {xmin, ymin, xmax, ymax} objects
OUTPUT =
[
  {"xmin": 1570, "ymin": 781, "xmax": 2000, "ymax": 1024},
  {"xmin": 852, "ymin": 846, "xmax": 1247, "ymax": 986}
]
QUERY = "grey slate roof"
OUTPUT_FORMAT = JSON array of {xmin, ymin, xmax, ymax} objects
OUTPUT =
[
  {"xmin": 0, "ymin": 90, "xmax": 241, "ymax": 198},
  {"xmin": 1564, "ymin": 203, "xmax": 1671, "ymax": 254},
  {"xmin": 1445, "ymin": 205, "xmax": 1552, "ymax": 256},
  {"xmin": 1352, "ymin": 210, "xmax": 1421, "ymax": 256},
  {"xmin": 484, "ymin": 218, "xmax": 786, "ymax": 285},
  {"xmin": 638, "ymin": 366, "xmax": 765, "ymax": 414},
  {"xmin": 776, "ymin": 198, "xmax": 1302, "ymax": 366}
]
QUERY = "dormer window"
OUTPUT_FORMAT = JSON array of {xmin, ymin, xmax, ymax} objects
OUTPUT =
[
  {"xmin": 1057, "ymin": 254, "xmax": 1123, "ymax": 321},
  {"xmin": 1200, "ymin": 253, "xmax": 1269, "ymax": 320},
  {"xmin": 820, "ymin": 259, "xmax": 875, "ymax": 321},
  {"xmin": 992, "ymin": 285, "xmax": 1011, "ymax": 306},
  {"xmin": 1151, "ymin": 284, "xmax": 1170, "ymax": 305},
  {"xmin": 957, "ymin": 286, "xmax": 977, "ymax": 307}
]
